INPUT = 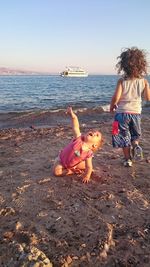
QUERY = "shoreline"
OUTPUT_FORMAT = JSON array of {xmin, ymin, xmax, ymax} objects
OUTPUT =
[
  {"xmin": 0, "ymin": 107, "xmax": 107, "ymax": 129},
  {"xmin": 0, "ymin": 104, "xmax": 150, "ymax": 130}
]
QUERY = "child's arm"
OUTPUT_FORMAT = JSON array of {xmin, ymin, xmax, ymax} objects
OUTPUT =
[
  {"xmin": 67, "ymin": 107, "xmax": 81, "ymax": 138},
  {"xmin": 143, "ymin": 79, "xmax": 150, "ymax": 101},
  {"xmin": 110, "ymin": 79, "xmax": 123, "ymax": 112},
  {"xmin": 82, "ymin": 157, "xmax": 93, "ymax": 183}
]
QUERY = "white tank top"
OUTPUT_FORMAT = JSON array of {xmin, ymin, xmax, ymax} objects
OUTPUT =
[{"xmin": 116, "ymin": 78, "xmax": 145, "ymax": 114}]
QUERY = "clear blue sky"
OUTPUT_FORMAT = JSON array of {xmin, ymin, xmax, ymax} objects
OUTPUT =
[{"xmin": 1, "ymin": 0, "xmax": 150, "ymax": 74}]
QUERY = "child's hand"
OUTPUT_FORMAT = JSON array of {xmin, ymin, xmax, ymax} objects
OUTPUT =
[
  {"xmin": 66, "ymin": 106, "xmax": 72, "ymax": 114},
  {"xmin": 82, "ymin": 176, "xmax": 90, "ymax": 183},
  {"xmin": 110, "ymin": 104, "xmax": 118, "ymax": 113},
  {"xmin": 66, "ymin": 107, "xmax": 76, "ymax": 118},
  {"xmin": 66, "ymin": 106, "xmax": 80, "ymax": 138}
]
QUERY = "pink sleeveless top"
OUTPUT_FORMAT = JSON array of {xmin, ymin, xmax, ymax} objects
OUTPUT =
[{"xmin": 60, "ymin": 135, "xmax": 93, "ymax": 168}]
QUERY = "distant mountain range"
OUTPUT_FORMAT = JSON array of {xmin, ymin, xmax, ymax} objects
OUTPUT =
[{"xmin": 0, "ymin": 67, "xmax": 50, "ymax": 75}]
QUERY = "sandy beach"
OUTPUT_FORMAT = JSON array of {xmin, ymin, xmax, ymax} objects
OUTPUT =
[{"xmin": 0, "ymin": 109, "xmax": 150, "ymax": 267}]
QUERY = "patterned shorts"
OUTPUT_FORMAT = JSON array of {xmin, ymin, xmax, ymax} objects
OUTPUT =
[{"xmin": 112, "ymin": 113, "xmax": 141, "ymax": 148}]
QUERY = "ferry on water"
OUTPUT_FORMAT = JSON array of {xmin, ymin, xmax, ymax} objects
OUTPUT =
[{"xmin": 60, "ymin": 66, "xmax": 88, "ymax": 77}]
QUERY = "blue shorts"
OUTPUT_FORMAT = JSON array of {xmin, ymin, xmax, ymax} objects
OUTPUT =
[{"xmin": 112, "ymin": 113, "xmax": 141, "ymax": 148}]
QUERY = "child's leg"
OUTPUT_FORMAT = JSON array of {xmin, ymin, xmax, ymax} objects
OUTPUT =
[
  {"xmin": 130, "ymin": 115, "xmax": 141, "ymax": 145},
  {"xmin": 53, "ymin": 157, "xmax": 67, "ymax": 176},
  {"xmin": 112, "ymin": 114, "xmax": 134, "ymax": 163},
  {"xmin": 75, "ymin": 161, "xmax": 86, "ymax": 170},
  {"xmin": 131, "ymin": 139, "xmax": 140, "ymax": 157},
  {"xmin": 130, "ymin": 114, "xmax": 142, "ymax": 157},
  {"xmin": 53, "ymin": 157, "xmax": 79, "ymax": 176},
  {"xmin": 71, "ymin": 162, "xmax": 85, "ymax": 174},
  {"xmin": 53, "ymin": 163, "xmax": 64, "ymax": 176},
  {"xmin": 73, "ymin": 161, "xmax": 94, "ymax": 174},
  {"xmin": 123, "ymin": 146, "xmax": 132, "ymax": 160}
]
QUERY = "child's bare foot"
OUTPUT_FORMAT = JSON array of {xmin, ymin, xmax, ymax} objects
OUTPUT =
[
  {"xmin": 66, "ymin": 169, "xmax": 74, "ymax": 175},
  {"xmin": 73, "ymin": 168, "xmax": 84, "ymax": 174},
  {"xmin": 67, "ymin": 168, "xmax": 84, "ymax": 175}
]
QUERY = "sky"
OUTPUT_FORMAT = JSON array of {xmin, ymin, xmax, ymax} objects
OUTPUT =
[{"xmin": 0, "ymin": 0, "xmax": 150, "ymax": 74}]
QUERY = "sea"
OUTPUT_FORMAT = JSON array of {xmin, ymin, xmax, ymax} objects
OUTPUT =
[{"xmin": 0, "ymin": 75, "xmax": 150, "ymax": 114}]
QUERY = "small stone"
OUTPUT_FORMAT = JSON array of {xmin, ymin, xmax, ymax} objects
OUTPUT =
[
  {"xmin": 16, "ymin": 221, "xmax": 22, "ymax": 230},
  {"xmin": 81, "ymin": 243, "xmax": 86, "ymax": 248},
  {"xmin": 91, "ymin": 252, "xmax": 96, "ymax": 256},
  {"xmin": 72, "ymin": 256, "xmax": 78, "ymax": 260},
  {"xmin": 3, "ymin": 231, "xmax": 14, "ymax": 239},
  {"xmin": 66, "ymin": 255, "xmax": 72, "ymax": 264}
]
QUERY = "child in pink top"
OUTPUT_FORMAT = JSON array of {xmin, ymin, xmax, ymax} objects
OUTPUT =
[{"xmin": 53, "ymin": 107, "xmax": 103, "ymax": 183}]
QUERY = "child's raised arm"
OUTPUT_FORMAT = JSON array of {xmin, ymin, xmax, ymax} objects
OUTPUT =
[{"xmin": 67, "ymin": 107, "xmax": 81, "ymax": 138}]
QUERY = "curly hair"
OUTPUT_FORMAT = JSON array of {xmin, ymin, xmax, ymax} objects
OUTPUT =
[{"xmin": 116, "ymin": 47, "xmax": 148, "ymax": 78}]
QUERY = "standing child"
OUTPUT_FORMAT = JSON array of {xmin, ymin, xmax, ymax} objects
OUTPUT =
[
  {"xmin": 53, "ymin": 107, "xmax": 103, "ymax": 183},
  {"xmin": 110, "ymin": 47, "xmax": 150, "ymax": 167}
]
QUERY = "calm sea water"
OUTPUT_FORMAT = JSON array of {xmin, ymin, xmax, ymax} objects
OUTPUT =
[{"xmin": 0, "ymin": 75, "xmax": 150, "ymax": 113}]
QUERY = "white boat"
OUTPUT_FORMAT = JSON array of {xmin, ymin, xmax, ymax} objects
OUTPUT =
[{"xmin": 60, "ymin": 66, "xmax": 88, "ymax": 77}]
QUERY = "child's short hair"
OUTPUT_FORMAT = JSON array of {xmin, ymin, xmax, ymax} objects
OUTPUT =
[{"xmin": 116, "ymin": 47, "xmax": 148, "ymax": 78}]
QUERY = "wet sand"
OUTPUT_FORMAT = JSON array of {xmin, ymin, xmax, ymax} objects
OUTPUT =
[{"xmin": 0, "ymin": 110, "xmax": 150, "ymax": 267}]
